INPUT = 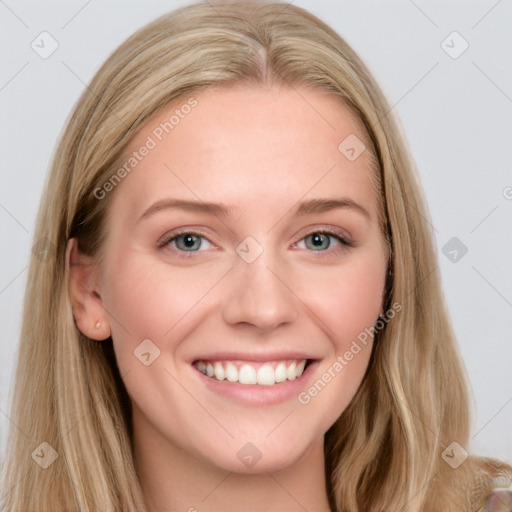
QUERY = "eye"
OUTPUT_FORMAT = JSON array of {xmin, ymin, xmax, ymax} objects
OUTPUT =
[
  {"xmin": 157, "ymin": 230, "xmax": 214, "ymax": 255},
  {"xmin": 157, "ymin": 228, "xmax": 354, "ymax": 259},
  {"xmin": 294, "ymin": 229, "xmax": 354, "ymax": 254}
]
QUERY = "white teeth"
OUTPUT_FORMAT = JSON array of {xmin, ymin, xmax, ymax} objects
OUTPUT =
[
  {"xmin": 225, "ymin": 362, "xmax": 238, "ymax": 382},
  {"xmin": 239, "ymin": 364, "xmax": 257, "ymax": 385},
  {"xmin": 196, "ymin": 359, "xmax": 308, "ymax": 385},
  {"xmin": 296, "ymin": 360, "xmax": 306, "ymax": 377},
  {"xmin": 274, "ymin": 362, "xmax": 287, "ymax": 383},
  {"xmin": 257, "ymin": 364, "xmax": 275, "ymax": 385},
  {"xmin": 286, "ymin": 361, "xmax": 297, "ymax": 381},
  {"xmin": 214, "ymin": 362, "xmax": 225, "ymax": 381}
]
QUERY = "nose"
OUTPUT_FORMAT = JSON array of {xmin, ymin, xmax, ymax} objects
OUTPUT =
[{"xmin": 222, "ymin": 250, "xmax": 299, "ymax": 332}]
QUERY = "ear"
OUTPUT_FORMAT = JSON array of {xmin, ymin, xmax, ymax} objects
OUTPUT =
[{"xmin": 65, "ymin": 238, "xmax": 111, "ymax": 341}]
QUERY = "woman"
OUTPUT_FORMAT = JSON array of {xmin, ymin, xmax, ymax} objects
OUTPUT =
[{"xmin": 1, "ymin": 1, "xmax": 510, "ymax": 510}]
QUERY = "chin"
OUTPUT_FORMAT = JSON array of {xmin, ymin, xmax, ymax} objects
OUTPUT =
[{"xmin": 198, "ymin": 428, "xmax": 322, "ymax": 475}]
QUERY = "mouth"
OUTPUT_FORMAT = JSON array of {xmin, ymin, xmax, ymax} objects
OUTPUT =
[{"xmin": 192, "ymin": 359, "xmax": 311, "ymax": 386}]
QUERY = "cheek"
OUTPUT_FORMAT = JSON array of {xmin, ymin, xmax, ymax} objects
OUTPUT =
[
  {"xmin": 292, "ymin": 251, "xmax": 386, "ymax": 418},
  {"xmin": 100, "ymin": 251, "xmax": 224, "ymax": 358},
  {"xmin": 297, "ymin": 251, "xmax": 387, "ymax": 348}
]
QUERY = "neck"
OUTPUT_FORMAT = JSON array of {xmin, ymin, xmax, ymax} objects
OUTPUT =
[{"xmin": 133, "ymin": 416, "xmax": 332, "ymax": 512}]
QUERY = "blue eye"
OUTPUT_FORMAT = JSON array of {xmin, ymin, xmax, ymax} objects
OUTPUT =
[
  {"xmin": 165, "ymin": 233, "xmax": 213, "ymax": 252},
  {"xmin": 158, "ymin": 228, "xmax": 353, "ymax": 258},
  {"xmin": 301, "ymin": 232, "xmax": 341, "ymax": 251}
]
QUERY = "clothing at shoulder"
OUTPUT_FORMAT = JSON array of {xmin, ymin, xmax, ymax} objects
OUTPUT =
[
  {"xmin": 465, "ymin": 456, "xmax": 512, "ymax": 512},
  {"xmin": 478, "ymin": 488, "xmax": 512, "ymax": 511}
]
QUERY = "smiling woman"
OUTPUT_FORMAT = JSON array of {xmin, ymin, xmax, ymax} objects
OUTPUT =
[{"xmin": 1, "ymin": 1, "xmax": 511, "ymax": 512}]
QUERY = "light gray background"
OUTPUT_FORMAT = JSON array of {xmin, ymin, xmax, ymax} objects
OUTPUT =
[{"xmin": 1, "ymin": 0, "xmax": 511, "ymax": 467}]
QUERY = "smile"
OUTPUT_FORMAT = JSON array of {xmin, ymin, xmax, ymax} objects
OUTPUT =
[{"xmin": 193, "ymin": 359, "xmax": 308, "ymax": 385}]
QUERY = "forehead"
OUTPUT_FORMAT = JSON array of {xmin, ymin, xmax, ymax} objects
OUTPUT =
[{"xmin": 109, "ymin": 84, "xmax": 379, "ymax": 220}]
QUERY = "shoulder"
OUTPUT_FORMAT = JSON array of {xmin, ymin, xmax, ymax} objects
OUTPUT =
[
  {"xmin": 467, "ymin": 456, "xmax": 512, "ymax": 512},
  {"xmin": 477, "ymin": 488, "xmax": 512, "ymax": 511},
  {"xmin": 423, "ymin": 455, "xmax": 512, "ymax": 511}
]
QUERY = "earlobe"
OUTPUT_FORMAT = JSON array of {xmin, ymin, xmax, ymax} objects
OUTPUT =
[{"xmin": 65, "ymin": 238, "xmax": 111, "ymax": 341}]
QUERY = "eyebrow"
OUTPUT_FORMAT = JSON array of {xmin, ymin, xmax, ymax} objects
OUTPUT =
[{"xmin": 137, "ymin": 197, "xmax": 371, "ymax": 223}]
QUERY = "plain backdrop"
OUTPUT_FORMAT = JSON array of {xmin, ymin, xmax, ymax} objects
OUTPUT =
[{"xmin": 1, "ymin": 0, "xmax": 511, "ymax": 467}]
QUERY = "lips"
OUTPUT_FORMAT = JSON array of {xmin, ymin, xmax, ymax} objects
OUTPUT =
[{"xmin": 193, "ymin": 359, "xmax": 308, "ymax": 385}]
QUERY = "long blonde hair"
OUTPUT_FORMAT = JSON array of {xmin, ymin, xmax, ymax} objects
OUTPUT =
[{"xmin": 1, "ymin": 1, "xmax": 510, "ymax": 510}]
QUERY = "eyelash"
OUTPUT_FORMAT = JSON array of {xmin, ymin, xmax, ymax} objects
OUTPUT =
[{"xmin": 156, "ymin": 228, "xmax": 355, "ymax": 260}]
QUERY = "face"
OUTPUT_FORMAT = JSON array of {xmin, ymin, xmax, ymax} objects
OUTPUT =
[{"xmin": 93, "ymin": 84, "xmax": 388, "ymax": 473}]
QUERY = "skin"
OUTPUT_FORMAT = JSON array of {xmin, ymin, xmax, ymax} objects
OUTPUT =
[{"xmin": 68, "ymin": 84, "xmax": 389, "ymax": 512}]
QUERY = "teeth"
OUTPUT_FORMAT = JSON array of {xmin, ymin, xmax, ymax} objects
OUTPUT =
[
  {"xmin": 257, "ymin": 364, "xmax": 275, "ymax": 385},
  {"xmin": 286, "ymin": 361, "xmax": 297, "ymax": 381},
  {"xmin": 196, "ymin": 359, "xmax": 308, "ymax": 385},
  {"xmin": 214, "ymin": 362, "xmax": 225, "ymax": 381},
  {"xmin": 225, "ymin": 362, "xmax": 238, "ymax": 382},
  {"xmin": 239, "ymin": 364, "xmax": 257, "ymax": 385},
  {"xmin": 275, "ymin": 362, "xmax": 287, "ymax": 383}
]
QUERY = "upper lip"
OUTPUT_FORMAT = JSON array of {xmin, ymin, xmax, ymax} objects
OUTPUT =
[{"xmin": 190, "ymin": 351, "xmax": 319, "ymax": 363}]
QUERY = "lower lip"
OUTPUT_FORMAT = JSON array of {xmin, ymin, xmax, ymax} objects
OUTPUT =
[{"xmin": 192, "ymin": 361, "xmax": 319, "ymax": 406}]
